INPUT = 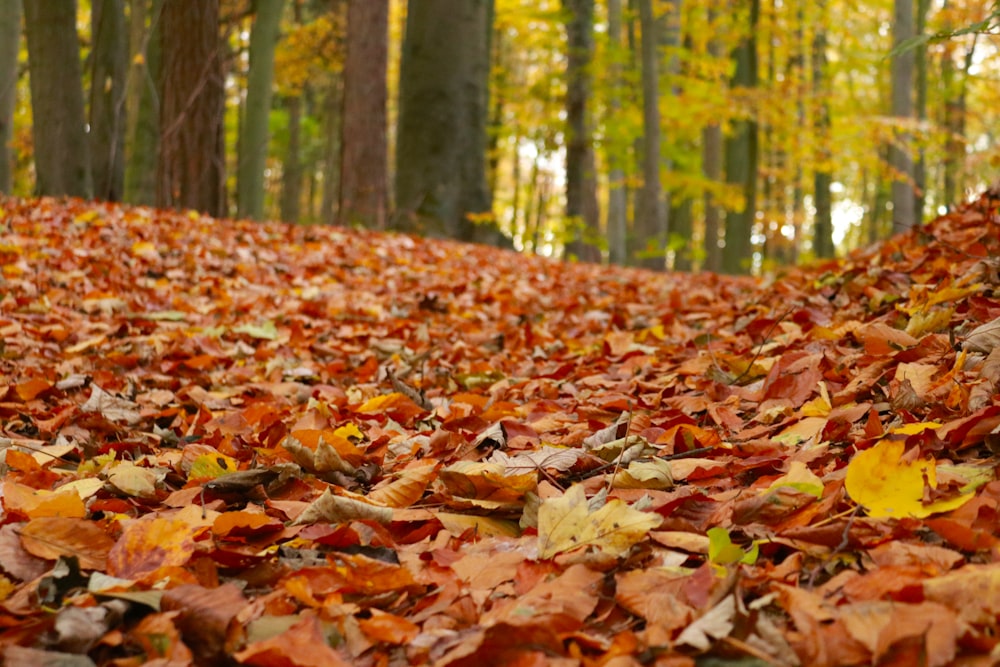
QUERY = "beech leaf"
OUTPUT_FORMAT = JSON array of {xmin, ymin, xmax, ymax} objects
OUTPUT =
[{"xmin": 845, "ymin": 439, "xmax": 974, "ymax": 518}]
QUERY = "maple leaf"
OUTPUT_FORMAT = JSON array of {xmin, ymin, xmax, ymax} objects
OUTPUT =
[{"xmin": 536, "ymin": 484, "xmax": 662, "ymax": 558}]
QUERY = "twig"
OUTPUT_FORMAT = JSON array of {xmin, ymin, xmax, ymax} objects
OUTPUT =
[{"xmin": 605, "ymin": 402, "xmax": 633, "ymax": 493}]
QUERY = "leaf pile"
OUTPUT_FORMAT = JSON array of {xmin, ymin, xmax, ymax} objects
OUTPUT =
[{"xmin": 1, "ymin": 192, "xmax": 1000, "ymax": 665}]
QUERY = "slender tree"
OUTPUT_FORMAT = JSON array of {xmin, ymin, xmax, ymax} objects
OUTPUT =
[
  {"xmin": 339, "ymin": 0, "xmax": 388, "ymax": 228},
  {"xmin": 157, "ymin": 0, "xmax": 225, "ymax": 216},
  {"xmin": 563, "ymin": 0, "xmax": 601, "ymax": 262},
  {"xmin": 605, "ymin": 0, "xmax": 628, "ymax": 266},
  {"xmin": 812, "ymin": 0, "xmax": 834, "ymax": 258},
  {"xmin": 913, "ymin": 0, "xmax": 930, "ymax": 219},
  {"xmin": 319, "ymin": 0, "xmax": 346, "ymax": 226},
  {"xmin": 940, "ymin": 5, "xmax": 977, "ymax": 209},
  {"xmin": 23, "ymin": 0, "xmax": 93, "ymax": 198},
  {"xmin": 889, "ymin": 0, "xmax": 916, "ymax": 230},
  {"xmin": 280, "ymin": 93, "xmax": 303, "ymax": 223},
  {"xmin": 702, "ymin": 8, "xmax": 723, "ymax": 272},
  {"xmin": 722, "ymin": 0, "xmax": 759, "ymax": 274},
  {"xmin": 124, "ymin": 0, "xmax": 162, "ymax": 206},
  {"xmin": 0, "ymin": 0, "xmax": 20, "ymax": 193},
  {"xmin": 238, "ymin": 0, "xmax": 285, "ymax": 220},
  {"xmin": 635, "ymin": 0, "xmax": 664, "ymax": 269},
  {"xmin": 90, "ymin": 0, "xmax": 128, "ymax": 201}
]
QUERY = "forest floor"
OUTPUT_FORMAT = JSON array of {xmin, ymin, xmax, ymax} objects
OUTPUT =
[{"xmin": 0, "ymin": 191, "xmax": 999, "ymax": 666}]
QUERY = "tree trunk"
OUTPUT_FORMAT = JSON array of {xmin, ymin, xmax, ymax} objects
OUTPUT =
[
  {"xmin": 124, "ymin": 0, "xmax": 162, "ymax": 206},
  {"xmin": 703, "ymin": 123, "xmax": 723, "ymax": 272},
  {"xmin": 237, "ymin": 0, "xmax": 284, "ymax": 220},
  {"xmin": 941, "ymin": 30, "xmax": 976, "ymax": 209},
  {"xmin": 659, "ymin": 0, "xmax": 683, "ymax": 263},
  {"xmin": 671, "ymin": 198, "xmax": 693, "ymax": 271},
  {"xmin": 157, "ymin": 0, "xmax": 225, "ymax": 217},
  {"xmin": 605, "ymin": 0, "xmax": 628, "ymax": 266},
  {"xmin": 702, "ymin": 7, "xmax": 723, "ymax": 273},
  {"xmin": 635, "ymin": 0, "xmax": 664, "ymax": 270},
  {"xmin": 913, "ymin": 0, "xmax": 929, "ymax": 219},
  {"xmin": 339, "ymin": 0, "xmax": 388, "ymax": 228},
  {"xmin": 320, "ymin": 77, "xmax": 343, "ymax": 224},
  {"xmin": 0, "ymin": 0, "xmax": 20, "ymax": 193},
  {"xmin": 889, "ymin": 0, "xmax": 915, "ymax": 230},
  {"xmin": 562, "ymin": 0, "xmax": 601, "ymax": 263},
  {"xmin": 811, "ymin": 0, "xmax": 833, "ymax": 258},
  {"xmin": 90, "ymin": 0, "xmax": 128, "ymax": 201},
  {"xmin": 23, "ymin": 0, "xmax": 93, "ymax": 198},
  {"xmin": 722, "ymin": 0, "xmax": 759, "ymax": 275},
  {"xmin": 395, "ymin": 0, "xmax": 498, "ymax": 243},
  {"xmin": 280, "ymin": 95, "xmax": 302, "ymax": 223}
]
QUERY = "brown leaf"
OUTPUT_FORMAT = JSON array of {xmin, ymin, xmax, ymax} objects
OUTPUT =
[{"xmin": 19, "ymin": 516, "xmax": 115, "ymax": 570}]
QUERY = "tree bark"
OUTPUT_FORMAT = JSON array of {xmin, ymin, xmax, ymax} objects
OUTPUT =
[
  {"xmin": 395, "ymin": 0, "xmax": 498, "ymax": 243},
  {"xmin": 703, "ymin": 123, "xmax": 723, "ymax": 272},
  {"xmin": 889, "ymin": 0, "xmax": 915, "ymax": 230},
  {"xmin": 0, "ymin": 0, "xmax": 20, "ymax": 193},
  {"xmin": 635, "ymin": 0, "xmax": 664, "ymax": 269},
  {"xmin": 722, "ymin": 0, "xmax": 759, "ymax": 274},
  {"xmin": 562, "ymin": 0, "xmax": 601, "ymax": 263},
  {"xmin": 237, "ymin": 0, "xmax": 284, "ymax": 220},
  {"xmin": 23, "ymin": 0, "xmax": 93, "ymax": 198},
  {"xmin": 124, "ymin": 0, "xmax": 162, "ymax": 206},
  {"xmin": 812, "ymin": 0, "xmax": 833, "ymax": 258},
  {"xmin": 339, "ymin": 0, "xmax": 388, "ymax": 228},
  {"xmin": 941, "ymin": 26, "xmax": 976, "ymax": 209},
  {"xmin": 605, "ymin": 0, "xmax": 628, "ymax": 266},
  {"xmin": 913, "ymin": 0, "xmax": 929, "ymax": 219},
  {"xmin": 157, "ymin": 0, "xmax": 225, "ymax": 217},
  {"xmin": 280, "ymin": 95, "xmax": 302, "ymax": 223},
  {"xmin": 702, "ymin": 7, "xmax": 723, "ymax": 273},
  {"xmin": 90, "ymin": 0, "xmax": 128, "ymax": 201}
]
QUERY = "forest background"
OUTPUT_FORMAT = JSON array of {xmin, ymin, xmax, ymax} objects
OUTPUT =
[{"xmin": 1, "ymin": 0, "xmax": 998, "ymax": 275}]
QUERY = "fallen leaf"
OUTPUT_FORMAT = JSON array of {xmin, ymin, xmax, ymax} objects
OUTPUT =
[
  {"xmin": 845, "ymin": 440, "xmax": 974, "ymax": 518},
  {"xmin": 537, "ymin": 484, "xmax": 661, "ymax": 559}
]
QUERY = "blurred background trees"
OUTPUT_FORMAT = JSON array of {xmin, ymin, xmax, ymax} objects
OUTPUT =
[{"xmin": 2, "ymin": 0, "xmax": 999, "ymax": 274}]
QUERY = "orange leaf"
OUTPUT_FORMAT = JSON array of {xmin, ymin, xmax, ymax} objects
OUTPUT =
[
  {"xmin": 19, "ymin": 516, "xmax": 115, "ymax": 570},
  {"xmin": 212, "ymin": 511, "xmax": 283, "ymax": 539},
  {"xmin": 234, "ymin": 614, "xmax": 351, "ymax": 667},
  {"xmin": 15, "ymin": 378, "xmax": 51, "ymax": 401},
  {"xmin": 2, "ymin": 481, "xmax": 86, "ymax": 520},
  {"xmin": 358, "ymin": 608, "xmax": 419, "ymax": 644},
  {"xmin": 107, "ymin": 514, "xmax": 201, "ymax": 580}
]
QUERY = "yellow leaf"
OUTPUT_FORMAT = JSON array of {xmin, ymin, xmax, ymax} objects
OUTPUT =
[
  {"xmin": 335, "ymin": 423, "xmax": 364, "ymax": 441},
  {"xmin": 905, "ymin": 307, "xmax": 953, "ymax": 338},
  {"xmin": 766, "ymin": 461, "xmax": 824, "ymax": 498},
  {"xmin": 537, "ymin": 485, "xmax": 661, "ymax": 559},
  {"xmin": 188, "ymin": 452, "xmax": 238, "ymax": 483},
  {"xmin": 435, "ymin": 511, "xmax": 520, "ymax": 538},
  {"xmin": 890, "ymin": 422, "xmax": 941, "ymax": 435},
  {"xmin": 708, "ymin": 527, "xmax": 758, "ymax": 565},
  {"xmin": 131, "ymin": 241, "xmax": 159, "ymax": 259},
  {"xmin": 800, "ymin": 382, "xmax": 832, "ymax": 417},
  {"xmin": 845, "ymin": 440, "xmax": 974, "ymax": 519},
  {"xmin": 611, "ymin": 459, "xmax": 674, "ymax": 490}
]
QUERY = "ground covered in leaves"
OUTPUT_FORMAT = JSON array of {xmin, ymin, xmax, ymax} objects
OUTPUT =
[{"xmin": 1, "ymin": 192, "xmax": 1000, "ymax": 666}]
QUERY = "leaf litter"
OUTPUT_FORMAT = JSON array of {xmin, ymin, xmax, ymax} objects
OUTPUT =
[{"xmin": 1, "ymin": 190, "xmax": 1000, "ymax": 664}]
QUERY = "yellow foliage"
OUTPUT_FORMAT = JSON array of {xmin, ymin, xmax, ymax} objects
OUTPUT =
[{"xmin": 845, "ymin": 439, "xmax": 973, "ymax": 519}]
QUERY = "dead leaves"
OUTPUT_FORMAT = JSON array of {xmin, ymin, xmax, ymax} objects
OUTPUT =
[
  {"xmin": 2, "ymin": 190, "xmax": 1000, "ymax": 663},
  {"xmin": 537, "ymin": 485, "xmax": 662, "ymax": 559}
]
